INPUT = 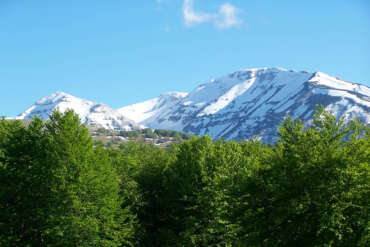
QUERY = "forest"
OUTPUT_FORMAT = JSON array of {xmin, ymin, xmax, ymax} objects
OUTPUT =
[{"xmin": 0, "ymin": 107, "xmax": 369, "ymax": 247}]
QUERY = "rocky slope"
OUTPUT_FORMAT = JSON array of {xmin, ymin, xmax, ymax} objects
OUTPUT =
[{"xmin": 119, "ymin": 67, "xmax": 370, "ymax": 142}]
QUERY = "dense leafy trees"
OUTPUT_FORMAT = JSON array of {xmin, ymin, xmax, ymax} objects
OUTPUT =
[
  {"xmin": 225, "ymin": 108, "xmax": 370, "ymax": 246},
  {"xmin": 0, "ymin": 111, "xmax": 135, "ymax": 246},
  {"xmin": 0, "ymin": 117, "xmax": 49, "ymax": 245},
  {"xmin": 0, "ymin": 108, "xmax": 369, "ymax": 246}
]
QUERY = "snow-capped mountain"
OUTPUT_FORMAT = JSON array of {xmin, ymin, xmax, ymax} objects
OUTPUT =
[
  {"xmin": 15, "ymin": 68, "xmax": 370, "ymax": 142},
  {"xmin": 119, "ymin": 67, "xmax": 370, "ymax": 142},
  {"xmin": 17, "ymin": 92, "xmax": 139, "ymax": 131},
  {"xmin": 118, "ymin": 92, "xmax": 188, "ymax": 124}
]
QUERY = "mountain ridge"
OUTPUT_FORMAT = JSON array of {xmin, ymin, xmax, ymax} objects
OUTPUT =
[
  {"xmin": 16, "ymin": 91, "xmax": 140, "ymax": 131},
  {"xmin": 116, "ymin": 67, "xmax": 370, "ymax": 142},
  {"xmin": 14, "ymin": 67, "xmax": 370, "ymax": 142}
]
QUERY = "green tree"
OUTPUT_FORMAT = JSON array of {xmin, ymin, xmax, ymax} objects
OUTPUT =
[
  {"xmin": 0, "ymin": 111, "xmax": 136, "ymax": 246},
  {"xmin": 0, "ymin": 117, "xmax": 50, "ymax": 246},
  {"xmin": 129, "ymin": 143, "xmax": 174, "ymax": 246},
  {"xmin": 42, "ymin": 110, "xmax": 134, "ymax": 246},
  {"xmin": 229, "ymin": 107, "xmax": 370, "ymax": 246},
  {"xmin": 145, "ymin": 136, "xmax": 237, "ymax": 246}
]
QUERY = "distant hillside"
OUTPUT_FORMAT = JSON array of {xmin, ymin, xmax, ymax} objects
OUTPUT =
[
  {"xmin": 89, "ymin": 127, "xmax": 194, "ymax": 148},
  {"xmin": 12, "ymin": 118, "xmax": 193, "ymax": 148}
]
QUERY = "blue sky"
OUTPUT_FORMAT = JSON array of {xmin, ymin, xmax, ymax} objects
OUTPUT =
[{"xmin": 1, "ymin": 0, "xmax": 369, "ymax": 117}]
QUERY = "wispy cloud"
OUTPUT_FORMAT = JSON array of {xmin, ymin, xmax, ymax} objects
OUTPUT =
[
  {"xmin": 216, "ymin": 3, "xmax": 242, "ymax": 29},
  {"xmin": 183, "ymin": 0, "xmax": 212, "ymax": 27},
  {"xmin": 183, "ymin": 0, "xmax": 242, "ymax": 29}
]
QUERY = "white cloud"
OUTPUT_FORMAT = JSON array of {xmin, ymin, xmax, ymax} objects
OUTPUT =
[
  {"xmin": 182, "ymin": 0, "xmax": 242, "ymax": 29},
  {"xmin": 216, "ymin": 3, "xmax": 242, "ymax": 29},
  {"xmin": 183, "ymin": 0, "xmax": 212, "ymax": 27}
]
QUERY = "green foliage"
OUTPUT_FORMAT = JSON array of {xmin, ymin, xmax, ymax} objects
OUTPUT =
[
  {"xmin": 226, "ymin": 107, "xmax": 370, "ymax": 246},
  {"xmin": 0, "ymin": 117, "xmax": 49, "ymax": 246},
  {"xmin": 0, "ymin": 111, "xmax": 135, "ymax": 246},
  {"xmin": 119, "ymin": 130, "xmax": 141, "ymax": 139},
  {"xmin": 0, "ymin": 107, "xmax": 369, "ymax": 246},
  {"xmin": 117, "ymin": 128, "xmax": 192, "ymax": 142},
  {"xmin": 154, "ymin": 129, "xmax": 192, "ymax": 141},
  {"xmin": 142, "ymin": 128, "xmax": 155, "ymax": 139},
  {"xmin": 96, "ymin": 127, "xmax": 111, "ymax": 136}
]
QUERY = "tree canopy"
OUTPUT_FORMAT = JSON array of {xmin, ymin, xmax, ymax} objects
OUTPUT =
[{"xmin": 0, "ymin": 108, "xmax": 369, "ymax": 246}]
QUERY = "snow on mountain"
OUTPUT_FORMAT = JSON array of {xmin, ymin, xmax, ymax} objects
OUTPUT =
[
  {"xmin": 119, "ymin": 67, "xmax": 370, "ymax": 142},
  {"xmin": 118, "ymin": 92, "xmax": 188, "ymax": 123},
  {"xmin": 16, "ymin": 92, "xmax": 139, "ymax": 131},
  {"xmin": 14, "ymin": 68, "xmax": 370, "ymax": 142}
]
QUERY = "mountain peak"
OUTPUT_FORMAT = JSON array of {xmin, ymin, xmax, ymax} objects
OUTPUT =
[
  {"xmin": 54, "ymin": 91, "xmax": 68, "ymax": 96},
  {"xmin": 308, "ymin": 72, "xmax": 370, "ymax": 97},
  {"xmin": 14, "ymin": 67, "xmax": 370, "ymax": 142},
  {"xmin": 240, "ymin": 67, "xmax": 305, "ymax": 73},
  {"xmin": 242, "ymin": 67, "xmax": 288, "ymax": 72},
  {"xmin": 36, "ymin": 91, "xmax": 74, "ymax": 105},
  {"xmin": 120, "ymin": 67, "xmax": 370, "ymax": 141},
  {"xmin": 215, "ymin": 67, "xmax": 312, "ymax": 87},
  {"xmin": 17, "ymin": 92, "xmax": 140, "ymax": 131}
]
